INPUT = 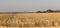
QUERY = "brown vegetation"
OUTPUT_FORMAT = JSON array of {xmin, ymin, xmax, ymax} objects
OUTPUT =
[{"xmin": 0, "ymin": 13, "xmax": 60, "ymax": 27}]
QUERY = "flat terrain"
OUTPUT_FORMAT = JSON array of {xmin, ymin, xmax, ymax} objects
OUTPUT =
[
  {"xmin": 0, "ymin": 13, "xmax": 60, "ymax": 28},
  {"xmin": 0, "ymin": 27, "xmax": 60, "ymax": 28}
]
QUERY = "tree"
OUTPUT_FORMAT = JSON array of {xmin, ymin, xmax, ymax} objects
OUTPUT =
[
  {"xmin": 46, "ymin": 9, "xmax": 53, "ymax": 12},
  {"xmin": 36, "ymin": 11, "xmax": 42, "ymax": 13}
]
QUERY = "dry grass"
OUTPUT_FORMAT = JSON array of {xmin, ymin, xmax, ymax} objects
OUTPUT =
[
  {"xmin": 0, "ymin": 13, "xmax": 60, "ymax": 27},
  {"xmin": 0, "ymin": 26, "xmax": 60, "ymax": 28}
]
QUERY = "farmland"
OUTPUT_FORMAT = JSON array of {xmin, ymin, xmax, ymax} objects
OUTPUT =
[{"xmin": 0, "ymin": 13, "xmax": 60, "ymax": 27}]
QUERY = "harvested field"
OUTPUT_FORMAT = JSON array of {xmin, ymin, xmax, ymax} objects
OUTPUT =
[{"xmin": 0, "ymin": 13, "xmax": 60, "ymax": 27}]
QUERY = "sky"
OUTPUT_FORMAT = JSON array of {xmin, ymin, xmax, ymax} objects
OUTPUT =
[{"xmin": 0, "ymin": 0, "xmax": 60, "ymax": 12}]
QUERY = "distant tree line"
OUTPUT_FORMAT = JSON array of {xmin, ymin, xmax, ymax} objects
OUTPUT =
[{"xmin": 36, "ymin": 9, "xmax": 60, "ymax": 13}]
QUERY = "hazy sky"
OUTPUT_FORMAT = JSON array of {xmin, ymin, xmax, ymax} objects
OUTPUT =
[{"xmin": 0, "ymin": 0, "xmax": 60, "ymax": 12}]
